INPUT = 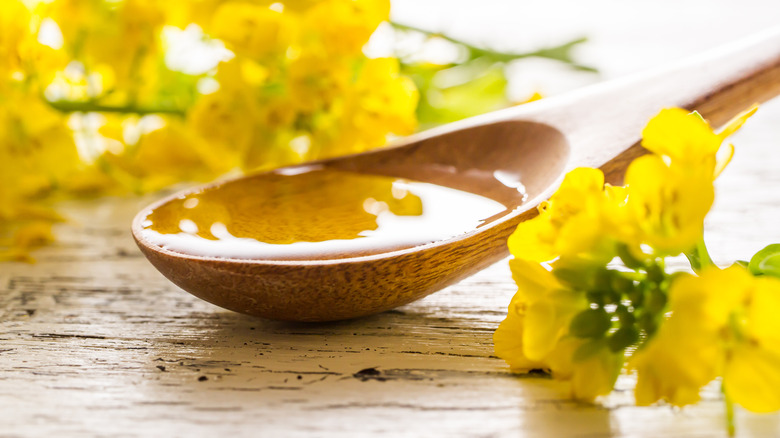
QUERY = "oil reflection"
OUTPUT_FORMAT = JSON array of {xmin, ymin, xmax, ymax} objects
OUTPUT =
[{"xmin": 141, "ymin": 168, "xmax": 507, "ymax": 260}]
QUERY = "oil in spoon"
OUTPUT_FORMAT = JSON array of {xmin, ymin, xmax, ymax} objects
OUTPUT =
[{"xmin": 139, "ymin": 166, "xmax": 510, "ymax": 260}]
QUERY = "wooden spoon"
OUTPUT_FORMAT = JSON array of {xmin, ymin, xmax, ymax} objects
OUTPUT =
[{"xmin": 133, "ymin": 29, "xmax": 780, "ymax": 322}]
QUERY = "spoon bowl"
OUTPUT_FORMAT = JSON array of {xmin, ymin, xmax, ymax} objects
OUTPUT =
[{"xmin": 133, "ymin": 29, "xmax": 780, "ymax": 321}]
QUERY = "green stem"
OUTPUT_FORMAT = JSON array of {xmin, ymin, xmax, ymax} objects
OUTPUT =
[
  {"xmin": 46, "ymin": 100, "xmax": 186, "ymax": 116},
  {"xmin": 697, "ymin": 239, "xmax": 715, "ymax": 269},
  {"xmin": 724, "ymin": 385, "xmax": 736, "ymax": 437},
  {"xmin": 389, "ymin": 21, "xmax": 597, "ymax": 71},
  {"xmin": 685, "ymin": 237, "xmax": 716, "ymax": 274}
]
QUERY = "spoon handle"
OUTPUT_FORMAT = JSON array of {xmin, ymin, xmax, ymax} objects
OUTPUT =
[{"xmin": 508, "ymin": 26, "xmax": 780, "ymax": 183}]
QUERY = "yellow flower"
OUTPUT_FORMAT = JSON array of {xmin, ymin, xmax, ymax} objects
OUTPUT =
[
  {"xmin": 287, "ymin": 52, "xmax": 351, "ymax": 112},
  {"xmin": 569, "ymin": 341, "xmax": 624, "ymax": 401},
  {"xmin": 238, "ymin": 127, "xmax": 303, "ymax": 172},
  {"xmin": 641, "ymin": 108, "xmax": 721, "ymax": 168},
  {"xmin": 0, "ymin": 221, "xmax": 58, "ymax": 263},
  {"xmin": 0, "ymin": 92, "xmax": 80, "ymax": 199},
  {"xmin": 130, "ymin": 121, "xmax": 229, "ymax": 191},
  {"xmin": 0, "ymin": 89, "xmax": 81, "ymax": 261},
  {"xmin": 318, "ymin": 57, "xmax": 418, "ymax": 156},
  {"xmin": 631, "ymin": 323, "xmax": 720, "ymax": 406},
  {"xmin": 723, "ymin": 274, "xmax": 780, "ymax": 412},
  {"xmin": 0, "ymin": 0, "xmax": 426, "ymax": 260},
  {"xmin": 45, "ymin": 0, "xmax": 167, "ymax": 93},
  {"xmin": 45, "ymin": 0, "xmax": 102, "ymax": 47},
  {"xmin": 508, "ymin": 167, "xmax": 627, "ymax": 263},
  {"xmin": 624, "ymin": 107, "xmax": 756, "ymax": 256},
  {"xmin": 187, "ymin": 62, "xmax": 261, "ymax": 170},
  {"xmin": 631, "ymin": 268, "xmax": 746, "ymax": 406},
  {"xmin": 631, "ymin": 266, "xmax": 780, "ymax": 412},
  {"xmin": 0, "ymin": 0, "xmax": 32, "ymax": 74},
  {"xmin": 0, "ymin": 0, "xmax": 66, "ymax": 86},
  {"xmin": 495, "ymin": 259, "xmax": 621, "ymax": 400},
  {"xmin": 209, "ymin": 2, "xmax": 296, "ymax": 60},
  {"xmin": 495, "ymin": 260, "xmax": 583, "ymax": 366},
  {"xmin": 186, "ymin": 89, "xmax": 253, "ymax": 171},
  {"xmin": 160, "ymin": 0, "xmax": 221, "ymax": 28},
  {"xmin": 624, "ymin": 154, "xmax": 714, "ymax": 255},
  {"xmin": 350, "ymin": 57, "xmax": 418, "ymax": 132},
  {"xmin": 304, "ymin": 0, "xmax": 389, "ymax": 55},
  {"xmin": 493, "ymin": 300, "xmax": 546, "ymax": 371},
  {"xmin": 640, "ymin": 106, "xmax": 755, "ymax": 174},
  {"xmin": 119, "ymin": 0, "xmax": 167, "ymax": 46},
  {"xmin": 509, "ymin": 259, "xmax": 586, "ymax": 360}
]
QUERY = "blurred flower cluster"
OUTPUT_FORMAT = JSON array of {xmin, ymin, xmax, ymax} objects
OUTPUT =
[
  {"xmin": 495, "ymin": 106, "xmax": 780, "ymax": 432},
  {"xmin": 0, "ymin": 0, "xmax": 590, "ymax": 261},
  {"xmin": 1, "ymin": 0, "xmax": 415, "ymax": 260}
]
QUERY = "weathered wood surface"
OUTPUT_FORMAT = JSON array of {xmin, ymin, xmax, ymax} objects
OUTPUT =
[{"xmin": 4, "ymin": 2, "xmax": 780, "ymax": 437}]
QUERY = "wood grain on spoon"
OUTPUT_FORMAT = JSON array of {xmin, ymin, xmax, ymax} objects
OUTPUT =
[{"xmin": 133, "ymin": 28, "xmax": 780, "ymax": 322}]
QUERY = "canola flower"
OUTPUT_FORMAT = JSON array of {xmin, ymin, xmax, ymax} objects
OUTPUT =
[
  {"xmin": 632, "ymin": 266, "xmax": 780, "ymax": 413},
  {"xmin": 0, "ymin": 0, "xmax": 591, "ymax": 261},
  {"xmin": 494, "ymin": 105, "xmax": 780, "ymax": 433},
  {"xmin": 2, "ymin": 0, "xmax": 416, "ymax": 261}
]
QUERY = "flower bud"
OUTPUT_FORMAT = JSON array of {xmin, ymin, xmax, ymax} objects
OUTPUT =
[
  {"xmin": 570, "ymin": 308, "xmax": 611, "ymax": 339},
  {"xmin": 607, "ymin": 326, "xmax": 639, "ymax": 352}
]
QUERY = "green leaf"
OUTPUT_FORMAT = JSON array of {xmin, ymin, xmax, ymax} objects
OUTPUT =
[
  {"xmin": 749, "ymin": 244, "xmax": 780, "ymax": 278},
  {"xmin": 410, "ymin": 61, "xmax": 510, "ymax": 128},
  {"xmin": 390, "ymin": 22, "xmax": 598, "ymax": 71},
  {"xmin": 393, "ymin": 22, "xmax": 598, "ymax": 129}
]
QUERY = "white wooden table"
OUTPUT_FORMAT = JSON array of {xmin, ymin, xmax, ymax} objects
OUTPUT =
[{"xmin": 3, "ymin": 2, "xmax": 780, "ymax": 436}]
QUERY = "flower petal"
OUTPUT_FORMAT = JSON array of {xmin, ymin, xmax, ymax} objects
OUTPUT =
[{"xmin": 724, "ymin": 344, "xmax": 780, "ymax": 413}]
